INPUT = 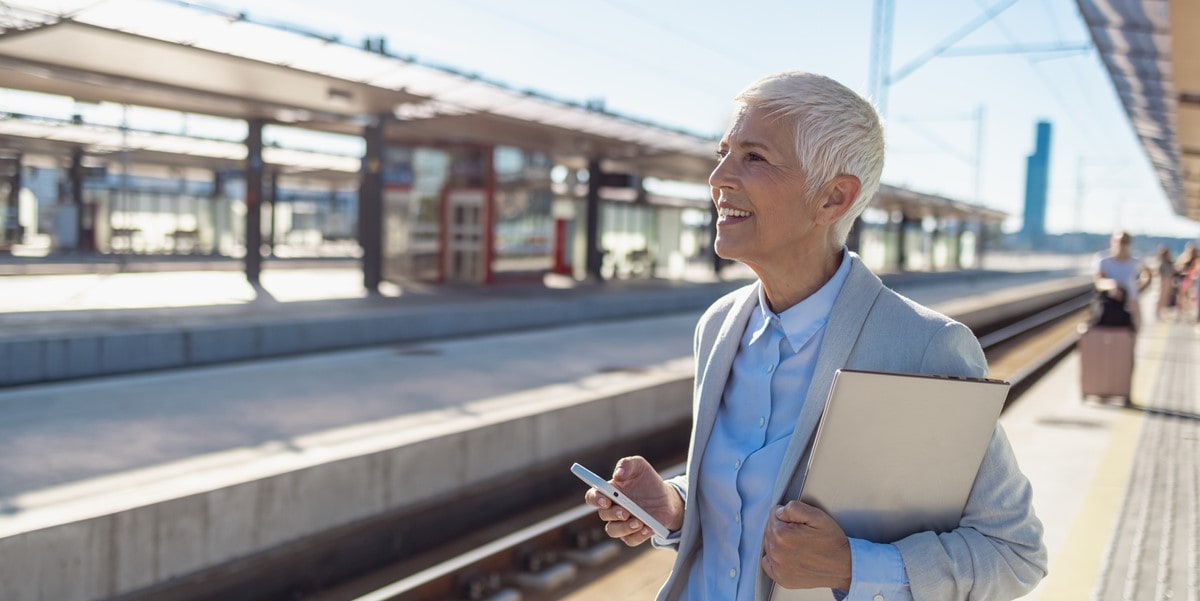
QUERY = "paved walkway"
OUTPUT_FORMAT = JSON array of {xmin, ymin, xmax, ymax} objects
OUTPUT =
[
  {"xmin": 1092, "ymin": 318, "xmax": 1198, "ymax": 601},
  {"xmin": 1006, "ymin": 283, "xmax": 1200, "ymax": 601}
]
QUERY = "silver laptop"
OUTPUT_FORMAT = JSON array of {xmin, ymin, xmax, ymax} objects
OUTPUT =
[{"xmin": 770, "ymin": 368, "xmax": 1009, "ymax": 601}]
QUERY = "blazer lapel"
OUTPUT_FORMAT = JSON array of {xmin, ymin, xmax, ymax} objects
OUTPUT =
[
  {"xmin": 771, "ymin": 255, "xmax": 884, "ymax": 503},
  {"xmin": 663, "ymin": 282, "xmax": 759, "ymax": 601},
  {"xmin": 688, "ymin": 282, "xmax": 759, "ymax": 481}
]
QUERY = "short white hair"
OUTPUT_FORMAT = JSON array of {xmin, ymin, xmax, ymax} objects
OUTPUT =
[{"xmin": 734, "ymin": 72, "xmax": 885, "ymax": 245}]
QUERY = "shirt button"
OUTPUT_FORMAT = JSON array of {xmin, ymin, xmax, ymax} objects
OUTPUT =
[
  {"xmin": 766, "ymin": 363, "xmax": 775, "ymax": 373},
  {"xmin": 759, "ymin": 416, "xmax": 766, "ymax": 428},
  {"xmin": 874, "ymin": 595, "xmax": 884, "ymax": 601},
  {"xmin": 735, "ymin": 513, "xmax": 741, "ymax": 523},
  {"xmin": 729, "ymin": 568, "xmax": 737, "ymax": 579},
  {"xmin": 734, "ymin": 459, "xmax": 741, "ymax": 470}
]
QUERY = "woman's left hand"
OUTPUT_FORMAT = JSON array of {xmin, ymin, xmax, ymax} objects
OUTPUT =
[{"xmin": 761, "ymin": 501, "xmax": 853, "ymax": 591}]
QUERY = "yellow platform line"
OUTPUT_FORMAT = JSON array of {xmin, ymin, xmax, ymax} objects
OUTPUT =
[{"xmin": 1033, "ymin": 323, "xmax": 1166, "ymax": 599}]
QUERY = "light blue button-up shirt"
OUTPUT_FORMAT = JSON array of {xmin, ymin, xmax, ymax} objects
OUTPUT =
[{"xmin": 680, "ymin": 250, "xmax": 910, "ymax": 601}]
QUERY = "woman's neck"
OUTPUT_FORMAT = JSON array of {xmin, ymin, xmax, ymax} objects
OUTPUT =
[{"xmin": 755, "ymin": 248, "xmax": 844, "ymax": 314}]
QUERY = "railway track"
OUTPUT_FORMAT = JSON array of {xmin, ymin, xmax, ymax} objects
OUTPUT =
[{"xmin": 315, "ymin": 291, "xmax": 1096, "ymax": 601}]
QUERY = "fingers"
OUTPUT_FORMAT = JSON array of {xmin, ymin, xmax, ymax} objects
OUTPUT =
[
  {"xmin": 583, "ymin": 488, "xmax": 611, "ymax": 510},
  {"xmin": 765, "ymin": 502, "xmax": 842, "ymax": 547},
  {"xmin": 584, "ymin": 457, "xmax": 662, "ymax": 547},
  {"xmin": 773, "ymin": 501, "xmax": 821, "ymax": 525},
  {"xmin": 605, "ymin": 518, "xmax": 653, "ymax": 546},
  {"xmin": 612, "ymin": 455, "xmax": 651, "ymax": 483},
  {"xmin": 581, "ymin": 476, "xmax": 638, "ymax": 528},
  {"xmin": 583, "ymin": 489, "xmax": 631, "ymax": 522},
  {"xmin": 591, "ymin": 497, "xmax": 652, "ymax": 545},
  {"xmin": 760, "ymin": 553, "xmax": 778, "ymax": 580},
  {"xmin": 585, "ymin": 491, "xmax": 632, "ymax": 523}
]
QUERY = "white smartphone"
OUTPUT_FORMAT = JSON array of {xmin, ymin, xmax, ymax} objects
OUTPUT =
[{"xmin": 571, "ymin": 462, "xmax": 670, "ymax": 539}]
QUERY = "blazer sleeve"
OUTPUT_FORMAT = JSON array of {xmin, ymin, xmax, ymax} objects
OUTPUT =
[
  {"xmin": 896, "ymin": 322, "xmax": 1049, "ymax": 599},
  {"xmin": 662, "ymin": 309, "xmax": 709, "ymax": 512},
  {"xmin": 650, "ymin": 304, "xmax": 716, "ymax": 551}
]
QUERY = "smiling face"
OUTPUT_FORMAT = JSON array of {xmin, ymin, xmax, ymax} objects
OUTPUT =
[{"xmin": 710, "ymin": 105, "xmax": 823, "ymax": 271}]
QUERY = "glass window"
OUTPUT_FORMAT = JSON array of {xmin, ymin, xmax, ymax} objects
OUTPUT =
[{"xmin": 493, "ymin": 146, "xmax": 554, "ymax": 275}]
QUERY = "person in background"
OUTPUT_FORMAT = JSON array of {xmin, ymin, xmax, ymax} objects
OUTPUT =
[
  {"xmin": 1094, "ymin": 231, "xmax": 1150, "ymax": 330},
  {"xmin": 1175, "ymin": 243, "xmax": 1198, "ymax": 323},
  {"xmin": 1155, "ymin": 245, "xmax": 1176, "ymax": 320},
  {"xmin": 584, "ymin": 71, "xmax": 1046, "ymax": 601}
]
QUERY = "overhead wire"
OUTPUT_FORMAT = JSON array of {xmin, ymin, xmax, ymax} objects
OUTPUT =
[
  {"xmin": 970, "ymin": 0, "xmax": 1104, "ymax": 148},
  {"xmin": 1040, "ymin": 0, "xmax": 1065, "ymax": 39},
  {"xmin": 972, "ymin": 0, "xmax": 1155, "ymax": 225},
  {"xmin": 892, "ymin": 117, "xmax": 977, "ymax": 166}
]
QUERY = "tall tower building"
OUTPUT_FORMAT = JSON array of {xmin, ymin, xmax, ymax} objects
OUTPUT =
[{"xmin": 1021, "ymin": 121, "xmax": 1052, "ymax": 249}]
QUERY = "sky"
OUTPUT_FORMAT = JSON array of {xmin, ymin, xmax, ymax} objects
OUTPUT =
[{"xmin": 97, "ymin": 0, "xmax": 1200, "ymax": 239}]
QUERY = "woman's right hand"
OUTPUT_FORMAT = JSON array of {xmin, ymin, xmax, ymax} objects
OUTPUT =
[{"xmin": 583, "ymin": 456, "xmax": 685, "ymax": 546}]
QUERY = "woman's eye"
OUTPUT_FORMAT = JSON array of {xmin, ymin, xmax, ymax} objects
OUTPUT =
[
  {"xmin": 715, "ymin": 149, "xmax": 728, "ymax": 159},
  {"xmin": 746, "ymin": 153, "xmax": 765, "ymax": 162}
]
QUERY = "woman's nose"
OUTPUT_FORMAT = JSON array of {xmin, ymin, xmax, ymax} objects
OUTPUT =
[{"xmin": 709, "ymin": 156, "xmax": 736, "ymax": 190}]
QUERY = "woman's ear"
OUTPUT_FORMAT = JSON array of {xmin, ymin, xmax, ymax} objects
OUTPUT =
[{"xmin": 815, "ymin": 175, "xmax": 862, "ymax": 226}]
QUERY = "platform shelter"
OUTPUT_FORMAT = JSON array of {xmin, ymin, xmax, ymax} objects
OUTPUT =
[{"xmin": 0, "ymin": 0, "xmax": 1004, "ymax": 288}]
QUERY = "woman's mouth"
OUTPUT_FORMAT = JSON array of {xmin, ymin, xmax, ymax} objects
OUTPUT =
[{"xmin": 718, "ymin": 207, "xmax": 752, "ymax": 224}]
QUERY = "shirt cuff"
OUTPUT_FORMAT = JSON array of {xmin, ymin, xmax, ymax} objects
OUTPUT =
[
  {"xmin": 651, "ymin": 529, "xmax": 682, "ymax": 549},
  {"xmin": 840, "ymin": 538, "xmax": 912, "ymax": 601}
]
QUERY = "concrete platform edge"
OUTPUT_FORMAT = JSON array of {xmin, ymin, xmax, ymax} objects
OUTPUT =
[
  {"xmin": 0, "ymin": 283, "xmax": 743, "ymax": 387},
  {"xmin": 0, "ymin": 372, "xmax": 694, "ymax": 601}
]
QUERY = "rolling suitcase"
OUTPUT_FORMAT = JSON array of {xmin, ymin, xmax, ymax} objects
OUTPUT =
[{"xmin": 1078, "ymin": 325, "xmax": 1135, "ymax": 401}]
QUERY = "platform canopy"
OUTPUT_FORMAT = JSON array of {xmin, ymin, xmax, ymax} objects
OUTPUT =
[
  {"xmin": 1076, "ymin": 0, "xmax": 1200, "ymax": 221},
  {"xmin": 0, "ymin": 0, "xmax": 717, "ymax": 181},
  {"xmin": 874, "ymin": 184, "xmax": 1008, "ymax": 225},
  {"xmin": 0, "ymin": 113, "xmax": 361, "ymax": 182}
]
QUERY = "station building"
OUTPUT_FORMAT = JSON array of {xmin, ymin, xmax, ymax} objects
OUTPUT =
[{"xmin": 0, "ymin": 0, "xmax": 1005, "ymax": 288}]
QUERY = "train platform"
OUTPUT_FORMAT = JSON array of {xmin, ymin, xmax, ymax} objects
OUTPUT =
[
  {"xmin": 0, "ymin": 267, "xmax": 1095, "ymax": 601},
  {"xmin": 0, "ymin": 254, "xmax": 1090, "ymax": 388},
  {"xmin": 0, "ymin": 262, "xmax": 754, "ymax": 387},
  {"xmin": 1008, "ymin": 313, "xmax": 1199, "ymax": 601}
]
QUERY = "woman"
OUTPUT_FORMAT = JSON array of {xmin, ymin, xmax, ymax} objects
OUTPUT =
[
  {"xmin": 1176, "ymin": 244, "xmax": 1198, "ymax": 322},
  {"xmin": 1093, "ymin": 232, "xmax": 1149, "ymax": 330},
  {"xmin": 1155, "ymin": 245, "xmax": 1176, "ymax": 319},
  {"xmin": 584, "ymin": 72, "xmax": 1046, "ymax": 601}
]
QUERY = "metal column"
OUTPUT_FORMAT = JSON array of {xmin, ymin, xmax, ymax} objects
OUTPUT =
[
  {"xmin": 69, "ymin": 146, "xmax": 89, "ymax": 252},
  {"xmin": 584, "ymin": 157, "xmax": 603, "ymax": 281},
  {"xmin": 895, "ymin": 213, "xmax": 910, "ymax": 272},
  {"xmin": 245, "ymin": 118, "xmax": 264, "ymax": 285},
  {"xmin": 211, "ymin": 170, "xmax": 225, "ymax": 256},
  {"xmin": 930, "ymin": 219, "xmax": 941, "ymax": 270},
  {"xmin": 952, "ymin": 223, "xmax": 965, "ymax": 269},
  {"xmin": 267, "ymin": 169, "xmax": 278, "ymax": 256},
  {"xmin": 976, "ymin": 222, "xmax": 989, "ymax": 266},
  {"xmin": 0, "ymin": 151, "xmax": 21, "ymax": 250},
  {"xmin": 359, "ymin": 114, "xmax": 386, "ymax": 294}
]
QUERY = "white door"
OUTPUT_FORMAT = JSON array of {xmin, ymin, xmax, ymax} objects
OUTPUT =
[{"xmin": 445, "ymin": 190, "xmax": 486, "ymax": 283}]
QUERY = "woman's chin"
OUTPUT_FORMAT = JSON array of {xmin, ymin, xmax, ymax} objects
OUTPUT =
[{"xmin": 714, "ymin": 238, "xmax": 750, "ymax": 261}]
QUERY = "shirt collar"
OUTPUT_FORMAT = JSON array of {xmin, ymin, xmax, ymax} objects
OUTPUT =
[{"xmin": 752, "ymin": 248, "xmax": 853, "ymax": 350}]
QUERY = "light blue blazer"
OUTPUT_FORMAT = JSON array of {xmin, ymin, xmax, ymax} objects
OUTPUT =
[{"xmin": 657, "ymin": 254, "xmax": 1048, "ymax": 600}]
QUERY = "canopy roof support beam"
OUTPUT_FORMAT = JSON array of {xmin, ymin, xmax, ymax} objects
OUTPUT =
[
  {"xmin": 245, "ymin": 118, "xmax": 264, "ymax": 286},
  {"xmin": 359, "ymin": 115, "xmax": 386, "ymax": 294}
]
